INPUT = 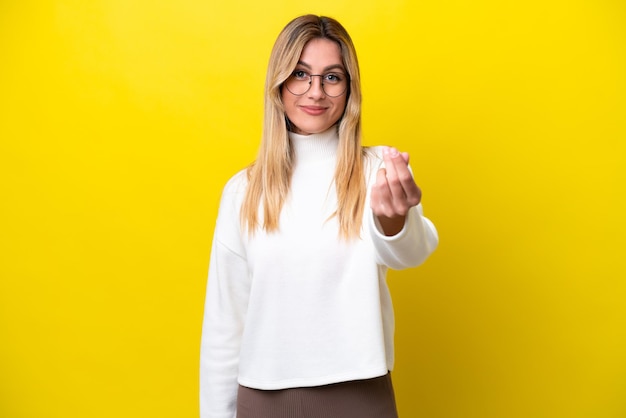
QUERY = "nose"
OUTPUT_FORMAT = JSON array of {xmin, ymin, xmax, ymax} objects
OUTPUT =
[{"xmin": 307, "ymin": 75, "xmax": 326, "ymax": 98}]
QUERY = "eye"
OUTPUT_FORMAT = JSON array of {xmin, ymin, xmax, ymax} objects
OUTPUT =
[
  {"xmin": 324, "ymin": 73, "xmax": 343, "ymax": 84},
  {"xmin": 292, "ymin": 70, "xmax": 309, "ymax": 80}
]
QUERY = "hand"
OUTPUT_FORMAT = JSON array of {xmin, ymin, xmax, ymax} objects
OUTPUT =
[{"xmin": 370, "ymin": 146, "xmax": 422, "ymax": 236}]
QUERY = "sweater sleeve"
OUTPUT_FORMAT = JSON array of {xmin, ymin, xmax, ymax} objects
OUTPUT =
[
  {"xmin": 200, "ymin": 174, "xmax": 249, "ymax": 418},
  {"xmin": 365, "ymin": 147, "xmax": 439, "ymax": 270},
  {"xmin": 368, "ymin": 202, "xmax": 438, "ymax": 270}
]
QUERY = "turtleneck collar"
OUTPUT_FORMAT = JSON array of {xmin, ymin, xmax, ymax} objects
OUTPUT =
[{"xmin": 288, "ymin": 126, "xmax": 339, "ymax": 165}]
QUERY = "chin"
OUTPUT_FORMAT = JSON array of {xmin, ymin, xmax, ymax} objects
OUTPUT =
[{"xmin": 291, "ymin": 121, "xmax": 336, "ymax": 135}]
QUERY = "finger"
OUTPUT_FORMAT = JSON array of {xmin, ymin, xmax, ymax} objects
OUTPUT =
[
  {"xmin": 382, "ymin": 147, "xmax": 407, "ymax": 201},
  {"xmin": 371, "ymin": 168, "xmax": 394, "ymax": 217},
  {"xmin": 385, "ymin": 147, "xmax": 422, "ymax": 208},
  {"xmin": 388, "ymin": 148, "xmax": 412, "ymax": 183}
]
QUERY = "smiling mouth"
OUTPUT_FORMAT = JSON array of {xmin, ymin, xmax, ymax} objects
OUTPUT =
[{"xmin": 300, "ymin": 106, "xmax": 327, "ymax": 115}]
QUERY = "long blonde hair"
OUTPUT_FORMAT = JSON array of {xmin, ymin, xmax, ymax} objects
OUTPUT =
[{"xmin": 241, "ymin": 15, "xmax": 366, "ymax": 239}]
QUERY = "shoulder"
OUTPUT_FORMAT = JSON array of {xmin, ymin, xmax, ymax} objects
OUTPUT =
[
  {"xmin": 363, "ymin": 146, "xmax": 386, "ymax": 174},
  {"xmin": 216, "ymin": 168, "xmax": 249, "ymax": 215},
  {"xmin": 364, "ymin": 145, "xmax": 385, "ymax": 158},
  {"xmin": 222, "ymin": 168, "xmax": 249, "ymax": 196},
  {"xmin": 364, "ymin": 145, "xmax": 386, "ymax": 162}
]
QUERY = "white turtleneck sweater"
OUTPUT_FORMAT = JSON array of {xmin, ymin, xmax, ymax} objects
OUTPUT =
[{"xmin": 200, "ymin": 127, "xmax": 438, "ymax": 418}]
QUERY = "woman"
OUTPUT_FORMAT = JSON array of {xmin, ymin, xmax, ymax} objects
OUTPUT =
[{"xmin": 200, "ymin": 14, "xmax": 438, "ymax": 418}]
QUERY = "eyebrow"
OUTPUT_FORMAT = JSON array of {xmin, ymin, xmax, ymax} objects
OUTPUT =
[{"xmin": 296, "ymin": 61, "xmax": 346, "ymax": 73}]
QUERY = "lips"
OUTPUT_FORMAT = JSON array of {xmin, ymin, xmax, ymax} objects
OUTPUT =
[{"xmin": 299, "ymin": 105, "xmax": 327, "ymax": 116}]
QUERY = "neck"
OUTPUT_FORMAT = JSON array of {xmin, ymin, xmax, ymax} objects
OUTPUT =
[{"xmin": 288, "ymin": 126, "xmax": 339, "ymax": 165}]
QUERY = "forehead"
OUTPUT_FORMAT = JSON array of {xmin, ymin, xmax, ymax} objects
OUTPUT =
[{"xmin": 297, "ymin": 38, "xmax": 344, "ymax": 69}]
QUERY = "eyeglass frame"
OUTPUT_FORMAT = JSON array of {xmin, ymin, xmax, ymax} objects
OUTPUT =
[{"xmin": 283, "ymin": 71, "xmax": 350, "ymax": 98}]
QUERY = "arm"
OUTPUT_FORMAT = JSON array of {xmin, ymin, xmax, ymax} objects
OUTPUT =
[
  {"xmin": 369, "ymin": 202, "xmax": 438, "ymax": 269},
  {"xmin": 200, "ymin": 178, "xmax": 249, "ymax": 418},
  {"xmin": 368, "ymin": 146, "xmax": 438, "ymax": 269}
]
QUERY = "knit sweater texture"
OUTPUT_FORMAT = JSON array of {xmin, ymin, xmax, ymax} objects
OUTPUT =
[{"xmin": 200, "ymin": 127, "xmax": 438, "ymax": 418}]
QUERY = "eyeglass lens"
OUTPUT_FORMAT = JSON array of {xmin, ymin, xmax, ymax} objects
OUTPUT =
[{"xmin": 284, "ymin": 72, "xmax": 348, "ymax": 97}]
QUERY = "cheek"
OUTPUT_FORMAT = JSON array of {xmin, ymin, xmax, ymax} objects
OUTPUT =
[
  {"xmin": 281, "ymin": 91, "xmax": 297, "ymax": 118},
  {"xmin": 334, "ymin": 98, "xmax": 348, "ymax": 119}
]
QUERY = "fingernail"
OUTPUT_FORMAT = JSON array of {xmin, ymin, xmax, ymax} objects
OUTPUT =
[
  {"xmin": 383, "ymin": 146, "xmax": 390, "ymax": 155},
  {"xmin": 389, "ymin": 147, "xmax": 399, "ymax": 157}
]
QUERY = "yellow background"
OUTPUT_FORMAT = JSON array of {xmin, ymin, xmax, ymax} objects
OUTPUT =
[{"xmin": 1, "ymin": 0, "xmax": 624, "ymax": 417}]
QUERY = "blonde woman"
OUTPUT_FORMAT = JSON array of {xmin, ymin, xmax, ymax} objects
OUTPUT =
[{"xmin": 200, "ymin": 14, "xmax": 438, "ymax": 418}]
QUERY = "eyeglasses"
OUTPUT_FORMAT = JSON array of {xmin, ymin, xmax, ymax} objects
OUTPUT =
[{"xmin": 284, "ymin": 70, "xmax": 349, "ymax": 98}]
